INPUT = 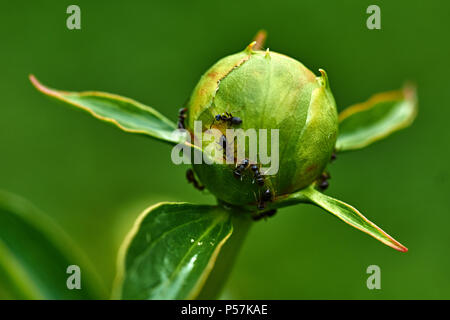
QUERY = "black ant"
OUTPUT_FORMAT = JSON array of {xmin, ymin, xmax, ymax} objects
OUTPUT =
[
  {"xmin": 218, "ymin": 135, "xmax": 233, "ymax": 160},
  {"xmin": 256, "ymin": 188, "xmax": 272, "ymax": 210},
  {"xmin": 233, "ymin": 160, "xmax": 271, "ymax": 210},
  {"xmin": 233, "ymin": 160, "xmax": 265, "ymax": 186},
  {"xmin": 262, "ymin": 188, "xmax": 272, "ymax": 202},
  {"xmin": 233, "ymin": 158, "xmax": 250, "ymax": 179},
  {"xmin": 251, "ymin": 164, "xmax": 265, "ymax": 186},
  {"xmin": 178, "ymin": 107, "xmax": 187, "ymax": 129},
  {"xmin": 317, "ymin": 172, "xmax": 331, "ymax": 191},
  {"xmin": 186, "ymin": 169, "xmax": 205, "ymax": 191},
  {"xmin": 210, "ymin": 112, "xmax": 242, "ymax": 128},
  {"xmin": 219, "ymin": 134, "xmax": 227, "ymax": 150}
]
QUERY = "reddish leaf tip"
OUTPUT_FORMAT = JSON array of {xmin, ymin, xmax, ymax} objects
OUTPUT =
[
  {"xmin": 29, "ymin": 74, "xmax": 62, "ymax": 98},
  {"xmin": 29, "ymin": 74, "xmax": 46, "ymax": 92},
  {"xmin": 386, "ymin": 236, "xmax": 408, "ymax": 253},
  {"xmin": 395, "ymin": 243, "xmax": 408, "ymax": 253}
]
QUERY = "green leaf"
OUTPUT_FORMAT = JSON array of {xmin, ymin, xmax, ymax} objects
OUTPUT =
[
  {"xmin": 0, "ymin": 191, "xmax": 105, "ymax": 299},
  {"xmin": 114, "ymin": 202, "xmax": 233, "ymax": 300},
  {"xmin": 29, "ymin": 75, "xmax": 185, "ymax": 145},
  {"xmin": 291, "ymin": 186, "xmax": 408, "ymax": 252},
  {"xmin": 336, "ymin": 85, "xmax": 417, "ymax": 151}
]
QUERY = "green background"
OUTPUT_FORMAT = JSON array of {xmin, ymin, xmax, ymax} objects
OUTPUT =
[{"xmin": 1, "ymin": 0, "xmax": 449, "ymax": 299}]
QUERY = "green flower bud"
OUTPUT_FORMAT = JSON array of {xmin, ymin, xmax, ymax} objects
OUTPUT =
[{"xmin": 186, "ymin": 43, "xmax": 338, "ymax": 208}]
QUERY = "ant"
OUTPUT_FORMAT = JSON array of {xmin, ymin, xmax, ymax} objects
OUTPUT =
[
  {"xmin": 251, "ymin": 164, "xmax": 265, "ymax": 186},
  {"xmin": 233, "ymin": 159, "xmax": 250, "ymax": 179},
  {"xmin": 218, "ymin": 135, "xmax": 233, "ymax": 160},
  {"xmin": 317, "ymin": 172, "xmax": 331, "ymax": 191},
  {"xmin": 210, "ymin": 112, "xmax": 242, "ymax": 128},
  {"xmin": 178, "ymin": 107, "xmax": 187, "ymax": 129},
  {"xmin": 257, "ymin": 188, "xmax": 272, "ymax": 210},
  {"xmin": 233, "ymin": 159, "xmax": 271, "ymax": 210},
  {"xmin": 219, "ymin": 134, "xmax": 227, "ymax": 150},
  {"xmin": 262, "ymin": 188, "xmax": 272, "ymax": 202},
  {"xmin": 186, "ymin": 169, "xmax": 205, "ymax": 191},
  {"xmin": 233, "ymin": 160, "xmax": 265, "ymax": 186}
]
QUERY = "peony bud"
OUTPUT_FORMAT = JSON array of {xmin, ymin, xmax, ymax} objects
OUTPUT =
[{"xmin": 186, "ymin": 43, "xmax": 338, "ymax": 208}]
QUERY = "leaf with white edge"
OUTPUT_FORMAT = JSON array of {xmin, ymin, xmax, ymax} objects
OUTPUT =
[
  {"xmin": 114, "ymin": 203, "xmax": 233, "ymax": 300},
  {"xmin": 297, "ymin": 186, "xmax": 408, "ymax": 252},
  {"xmin": 336, "ymin": 85, "xmax": 417, "ymax": 152},
  {"xmin": 0, "ymin": 191, "xmax": 105, "ymax": 299},
  {"xmin": 29, "ymin": 75, "xmax": 186, "ymax": 145}
]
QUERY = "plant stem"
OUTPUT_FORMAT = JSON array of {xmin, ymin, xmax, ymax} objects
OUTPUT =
[{"xmin": 195, "ymin": 208, "xmax": 252, "ymax": 299}]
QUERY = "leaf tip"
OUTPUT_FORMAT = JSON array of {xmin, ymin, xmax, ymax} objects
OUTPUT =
[
  {"xmin": 391, "ymin": 241, "xmax": 408, "ymax": 253},
  {"xmin": 317, "ymin": 68, "xmax": 329, "ymax": 88},
  {"xmin": 29, "ymin": 74, "xmax": 53, "ymax": 96},
  {"xmin": 374, "ymin": 225, "xmax": 408, "ymax": 253},
  {"xmin": 29, "ymin": 74, "xmax": 39, "ymax": 88},
  {"xmin": 403, "ymin": 82, "xmax": 418, "ymax": 106}
]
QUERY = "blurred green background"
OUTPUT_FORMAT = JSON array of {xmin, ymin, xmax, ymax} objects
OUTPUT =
[{"xmin": 1, "ymin": 0, "xmax": 449, "ymax": 299}]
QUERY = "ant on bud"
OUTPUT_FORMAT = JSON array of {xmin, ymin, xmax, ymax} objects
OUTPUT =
[
  {"xmin": 317, "ymin": 172, "xmax": 331, "ymax": 191},
  {"xmin": 178, "ymin": 107, "xmax": 187, "ymax": 129},
  {"xmin": 186, "ymin": 169, "xmax": 205, "ymax": 191},
  {"xmin": 210, "ymin": 112, "xmax": 242, "ymax": 128},
  {"xmin": 252, "ymin": 187, "xmax": 273, "ymax": 212},
  {"xmin": 218, "ymin": 134, "xmax": 234, "ymax": 161},
  {"xmin": 233, "ymin": 160, "xmax": 265, "ymax": 186},
  {"xmin": 256, "ymin": 188, "xmax": 272, "ymax": 210},
  {"xmin": 234, "ymin": 160, "xmax": 272, "ymax": 210},
  {"xmin": 262, "ymin": 188, "xmax": 272, "ymax": 202},
  {"xmin": 251, "ymin": 164, "xmax": 265, "ymax": 186},
  {"xmin": 233, "ymin": 158, "xmax": 250, "ymax": 179}
]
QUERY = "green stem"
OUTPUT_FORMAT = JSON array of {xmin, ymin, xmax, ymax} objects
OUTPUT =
[{"xmin": 196, "ymin": 208, "xmax": 252, "ymax": 299}]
